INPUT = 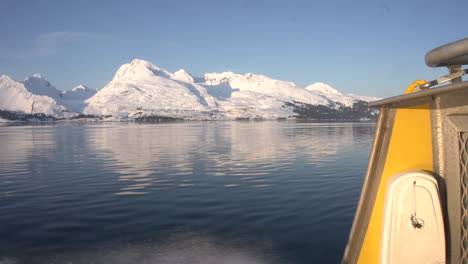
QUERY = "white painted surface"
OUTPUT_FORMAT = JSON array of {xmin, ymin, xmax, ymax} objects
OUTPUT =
[{"xmin": 381, "ymin": 171, "xmax": 445, "ymax": 264}]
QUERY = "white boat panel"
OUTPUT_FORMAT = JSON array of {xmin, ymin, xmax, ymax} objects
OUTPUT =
[{"xmin": 381, "ymin": 171, "xmax": 445, "ymax": 264}]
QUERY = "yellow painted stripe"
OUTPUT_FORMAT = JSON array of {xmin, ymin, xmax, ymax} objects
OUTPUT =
[{"xmin": 357, "ymin": 105, "xmax": 433, "ymax": 263}]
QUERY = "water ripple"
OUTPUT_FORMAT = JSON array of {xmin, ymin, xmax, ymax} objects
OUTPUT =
[{"xmin": 0, "ymin": 121, "xmax": 374, "ymax": 264}]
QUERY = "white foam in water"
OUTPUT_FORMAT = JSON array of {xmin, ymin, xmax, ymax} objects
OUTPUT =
[
  {"xmin": 34, "ymin": 234, "xmax": 281, "ymax": 264},
  {"xmin": 0, "ymin": 257, "xmax": 17, "ymax": 264}
]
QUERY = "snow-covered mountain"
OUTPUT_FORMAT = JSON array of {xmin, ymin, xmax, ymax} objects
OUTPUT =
[
  {"xmin": 60, "ymin": 84, "xmax": 97, "ymax": 113},
  {"xmin": 305, "ymin": 82, "xmax": 341, "ymax": 94},
  {"xmin": 84, "ymin": 60, "xmax": 217, "ymax": 117},
  {"xmin": 0, "ymin": 74, "xmax": 67, "ymax": 116},
  {"xmin": 0, "ymin": 74, "xmax": 99, "ymax": 117},
  {"xmin": 23, "ymin": 74, "xmax": 63, "ymax": 100},
  {"xmin": 203, "ymin": 72, "xmax": 330, "ymax": 106},
  {"xmin": 0, "ymin": 59, "xmax": 381, "ymax": 120},
  {"xmin": 61, "ymin": 84, "xmax": 96, "ymax": 100},
  {"xmin": 305, "ymin": 82, "xmax": 380, "ymax": 106}
]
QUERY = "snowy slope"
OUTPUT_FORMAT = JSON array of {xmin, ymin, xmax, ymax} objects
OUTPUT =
[
  {"xmin": 1, "ymin": 59, "xmax": 381, "ymax": 120},
  {"xmin": 84, "ymin": 62, "xmax": 330, "ymax": 119},
  {"xmin": 305, "ymin": 82, "xmax": 381, "ymax": 106},
  {"xmin": 0, "ymin": 75, "xmax": 68, "ymax": 116},
  {"xmin": 172, "ymin": 69, "xmax": 195, "ymax": 83},
  {"xmin": 346, "ymin": 93, "xmax": 382, "ymax": 103},
  {"xmin": 61, "ymin": 84, "xmax": 96, "ymax": 100},
  {"xmin": 305, "ymin": 82, "xmax": 341, "ymax": 94},
  {"xmin": 203, "ymin": 72, "xmax": 331, "ymax": 106},
  {"xmin": 61, "ymin": 84, "xmax": 97, "ymax": 113},
  {"xmin": 0, "ymin": 74, "xmax": 98, "ymax": 116},
  {"xmin": 84, "ymin": 59, "xmax": 218, "ymax": 117},
  {"xmin": 22, "ymin": 74, "xmax": 62, "ymax": 100},
  {"xmin": 215, "ymin": 90, "xmax": 295, "ymax": 119}
]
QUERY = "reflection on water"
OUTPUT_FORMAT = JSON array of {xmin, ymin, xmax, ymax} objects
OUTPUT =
[
  {"xmin": 84, "ymin": 122, "xmax": 373, "ymax": 195},
  {"xmin": 0, "ymin": 121, "xmax": 375, "ymax": 264}
]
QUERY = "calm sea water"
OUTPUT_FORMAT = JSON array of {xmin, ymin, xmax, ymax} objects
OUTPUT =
[{"xmin": 0, "ymin": 121, "xmax": 374, "ymax": 264}]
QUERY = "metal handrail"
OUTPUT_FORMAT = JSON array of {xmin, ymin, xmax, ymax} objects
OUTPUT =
[
  {"xmin": 425, "ymin": 38, "xmax": 468, "ymax": 67},
  {"xmin": 370, "ymin": 79, "xmax": 468, "ymax": 107}
]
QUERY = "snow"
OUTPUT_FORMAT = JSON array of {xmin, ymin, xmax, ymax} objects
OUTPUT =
[
  {"xmin": 0, "ymin": 59, "xmax": 381, "ymax": 120},
  {"xmin": 203, "ymin": 72, "xmax": 331, "ymax": 108},
  {"xmin": 114, "ymin": 59, "xmax": 172, "ymax": 80},
  {"xmin": 347, "ymin": 93, "xmax": 382, "ymax": 102},
  {"xmin": 85, "ymin": 79, "xmax": 206, "ymax": 116},
  {"xmin": 61, "ymin": 85, "xmax": 96, "ymax": 100},
  {"xmin": 305, "ymin": 82, "xmax": 342, "ymax": 95},
  {"xmin": 0, "ymin": 75, "xmax": 67, "ymax": 116},
  {"xmin": 172, "ymin": 69, "xmax": 195, "ymax": 83},
  {"xmin": 204, "ymin": 72, "xmax": 297, "ymax": 92},
  {"xmin": 61, "ymin": 84, "xmax": 97, "ymax": 113},
  {"xmin": 305, "ymin": 82, "xmax": 383, "ymax": 106},
  {"xmin": 22, "ymin": 74, "xmax": 62, "ymax": 100}
]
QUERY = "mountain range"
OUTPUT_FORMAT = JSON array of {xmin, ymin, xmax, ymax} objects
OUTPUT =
[{"xmin": 0, "ymin": 59, "xmax": 381, "ymax": 121}]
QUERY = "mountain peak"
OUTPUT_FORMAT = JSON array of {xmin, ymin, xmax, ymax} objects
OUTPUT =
[
  {"xmin": 129, "ymin": 59, "xmax": 159, "ymax": 69},
  {"xmin": 172, "ymin": 69, "xmax": 195, "ymax": 83},
  {"xmin": 25, "ymin": 73, "xmax": 48, "ymax": 82},
  {"xmin": 203, "ymin": 71, "xmax": 298, "ymax": 92},
  {"xmin": 0, "ymin": 74, "xmax": 13, "ymax": 82},
  {"xmin": 305, "ymin": 82, "xmax": 341, "ymax": 94},
  {"xmin": 113, "ymin": 59, "xmax": 171, "ymax": 80},
  {"xmin": 203, "ymin": 72, "xmax": 246, "ymax": 85},
  {"xmin": 0, "ymin": 74, "xmax": 68, "ymax": 116},
  {"xmin": 23, "ymin": 74, "xmax": 56, "ymax": 92},
  {"xmin": 71, "ymin": 84, "xmax": 91, "ymax": 92}
]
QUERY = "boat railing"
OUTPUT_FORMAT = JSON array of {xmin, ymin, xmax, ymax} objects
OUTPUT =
[
  {"xmin": 370, "ymin": 38, "xmax": 468, "ymax": 107},
  {"xmin": 425, "ymin": 38, "xmax": 468, "ymax": 67}
]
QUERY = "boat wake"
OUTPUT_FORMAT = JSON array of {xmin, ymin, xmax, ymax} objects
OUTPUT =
[
  {"xmin": 4, "ymin": 234, "xmax": 282, "ymax": 264},
  {"xmin": 0, "ymin": 257, "xmax": 17, "ymax": 264}
]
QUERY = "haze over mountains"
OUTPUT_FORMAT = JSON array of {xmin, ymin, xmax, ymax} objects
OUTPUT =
[{"xmin": 0, "ymin": 59, "xmax": 380, "ymax": 121}]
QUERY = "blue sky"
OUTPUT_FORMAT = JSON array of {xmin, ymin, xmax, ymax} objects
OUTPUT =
[{"xmin": 0, "ymin": 0, "xmax": 466, "ymax": 97}]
